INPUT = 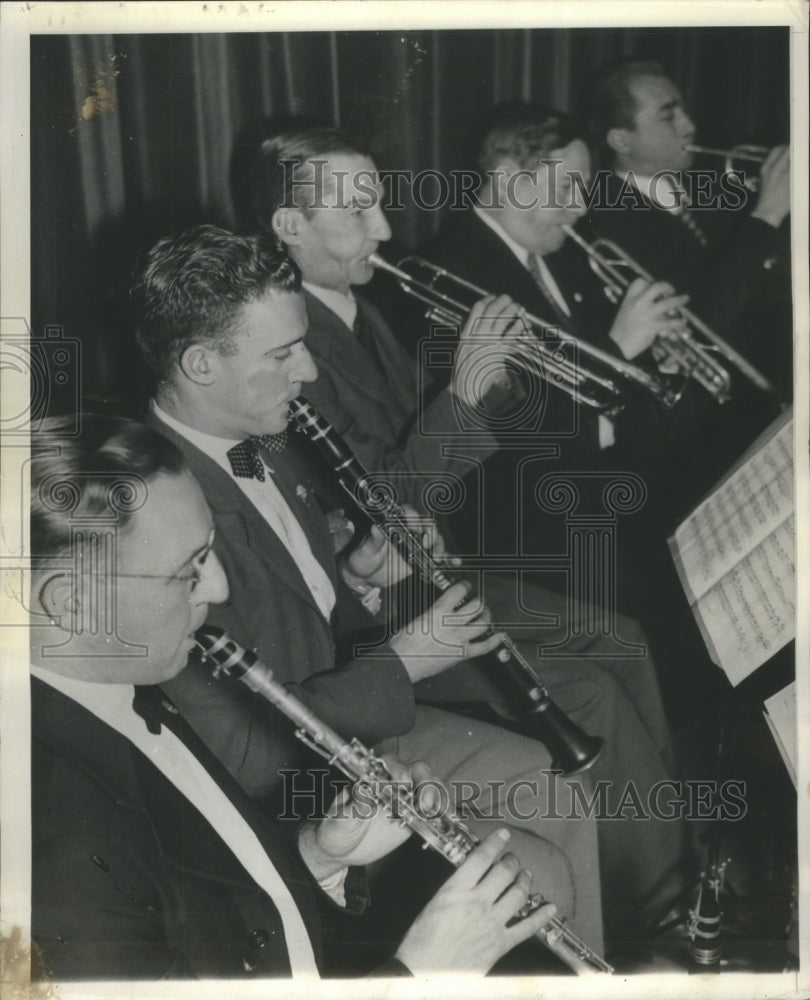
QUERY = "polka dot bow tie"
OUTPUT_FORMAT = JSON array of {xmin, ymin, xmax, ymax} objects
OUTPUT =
[{"xmin": 226, "ymin": 432, "xmax": 288, "ymax": 481}]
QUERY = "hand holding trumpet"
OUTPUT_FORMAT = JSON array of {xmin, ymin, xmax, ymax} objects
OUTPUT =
[
  {"xmin": 451, "ymin": 293, "xmax": 528, "ymax": 406},
  {"xmin": 751, "ymin": 144, "xmax": 790, "ymax": 229},
  {"xmin": 608, "ymin": 278, "xmax": 691, "ymax": 360}
]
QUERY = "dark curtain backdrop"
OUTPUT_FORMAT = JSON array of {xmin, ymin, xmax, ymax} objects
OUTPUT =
[{"xmin": 30, "ymin": 27, "xmax": 790, "ymax": 412}]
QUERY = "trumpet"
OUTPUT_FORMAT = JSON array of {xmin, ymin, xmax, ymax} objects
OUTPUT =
[
  {"xmin": 685, "ymin": 143, "xmax": 769, "ymax": 192},
  {"xmin": 686, "ymin": 143, "xmax": 768, "ymax": 165},
  {"xmin": 562, "ymin": 226, "xmax": 778, "ymax": 403},
  {"xmin": 194, "ymin": 625, "xmax": 614, "ymax": 975},
  {"xmin": 288, "ymin": 396, "xmax": 604, "ymax": 776},
  {"xmin": 370, "ymin": 253, "xmax": 678, "ymax": 414}
]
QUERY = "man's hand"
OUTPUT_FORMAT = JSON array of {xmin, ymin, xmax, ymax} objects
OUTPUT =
[
  {"xmin": 452, "ymin": 294, "xmax": 526, "ymax": 406},
  {"xmin": 608, "ymin": 277, "xmax": 690, "ymax": 359},
  {"xmin": 297, "ymin": 758, "xmax": 435, "ymax": 881},
  {"xmin": 389, "ymin": 582, "xmax": 506, "ymax": 683},
  {"xmin": 340, "ymin": 505, "xmax": 459, "ymax": 591},
  {"xmin": 751, "ymin": 144, "xmax": 790, "ymax": 230},
  {"xmin": 341, "ymin": 524, "xmax": 410, "ymax": 591},
  {"xmin": 395, "ymin": 829, "xmax": 558, "ymax": 974}
]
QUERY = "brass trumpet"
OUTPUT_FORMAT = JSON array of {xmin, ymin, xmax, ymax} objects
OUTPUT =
[
  {"xmin": 686, "ymin": 143, "xmax": 768, "ymax": 164},
  {"xmin": 561, "ymin": 226, "xmax": 777, "ymax": 403},
  {"xmin": 370, "ymin": 253, "xmax": 678, "ymax": 414},
  {"xmin": 685, "ymin": 143, "xmax": 770, "ymax": 192}
]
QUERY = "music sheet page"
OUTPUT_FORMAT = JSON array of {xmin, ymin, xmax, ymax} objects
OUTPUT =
[
  {"xmin": 670, "ymin": 411, "xmax": 794, "ymax": 685},
  {"xmin": 764, "ymin": 681, "xmax": 797, "ymax": 787}
]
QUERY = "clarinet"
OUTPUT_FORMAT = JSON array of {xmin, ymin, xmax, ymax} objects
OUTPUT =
[
  {"xmin": 195, "ymin": 626, "xmax": 613, "ymax": 976},
  {"xmin": 288, "ymin": 396, "xmax": 604, "ymax": 776}
]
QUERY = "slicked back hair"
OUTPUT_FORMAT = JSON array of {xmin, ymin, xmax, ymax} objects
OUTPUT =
[
  {"xmin": 131, "ymin": 224, "xmax": 301, "ymax": 381},
  {"xmin": 251, "ymin": 127, "xmax": 370, "ymax": 231},
  {"xmin": 31, "ymin": 414, "xmax": 187, "ymax": 559},
  {"xmin": 579, "ymin": 57, "xmax": 668, "ymax": 157}
]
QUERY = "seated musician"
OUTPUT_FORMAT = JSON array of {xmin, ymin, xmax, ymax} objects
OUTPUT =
[
  {"xmin": 246, "ymin": 129, "xmax": 694, "ymax": 939},
  {"xmin": 578, "ymin": 57, "xmax": 791, "ymax": 507},
  {"xmin": 30, "ymin": 414, "xmax": 555, "ymax": 979},
  {"xmin": 579, "ymin": 56, "xmax": 790, "ymax": 383},
  {"xmin": 131, "ymin": 225, "xmax": 605, "ymax": 951}
]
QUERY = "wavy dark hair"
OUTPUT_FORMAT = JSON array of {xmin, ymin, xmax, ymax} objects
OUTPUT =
[
  {"xmin": 472, "ymin": 102, "xmax": 577, "ymax": 175},
  {"xmin": 131, "ymin": 224, "xmax": 301, "ymax": 380}
]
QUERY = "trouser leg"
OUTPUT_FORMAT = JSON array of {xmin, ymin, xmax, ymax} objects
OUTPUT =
[{"xmin": 378, "ymin": 704, "xmax": 604, "ymax": 952}]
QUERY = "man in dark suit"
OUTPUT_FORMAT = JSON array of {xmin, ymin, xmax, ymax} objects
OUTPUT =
[
  {"xmin": 29, "ymin": 413, "xmax": 556, "ymax": 980},
  {"xmin": 132, "ymin": 225, "xmax": 605, "ymax": 949},
  {"xmin": 250, "ymin": 130, "xmax": 695, "ymax": 938},
  {"xmin": 579, "ymin": 57, "xmax": 790, "ymax": 365},
  {"xmin": 578, "ymin": 57, "xmax": 791, "ymax": 509}
]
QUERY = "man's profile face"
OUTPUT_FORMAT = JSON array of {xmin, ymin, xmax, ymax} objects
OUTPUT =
[
  {"xmin": 509, "ymin": 138, "xmax": 591, "ymax": 255},
  {"xmin": 290, "ymin": 152, "xmax": 392, "ymax": 293},
  {"xmin": 53, "ymin": 470, "xmax": 229, "ymax": 684},
  {"xmin": 621, "ymin": 75, "xmax": 696, "ymax": 174},
  {"xmin": 206, "ymin": 290, "xmax": 317, "ymax": 439}
]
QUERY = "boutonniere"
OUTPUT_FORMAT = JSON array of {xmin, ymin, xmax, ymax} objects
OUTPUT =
[{"xmin": 295, "ymin": 484, "xmax": 310, "ymax": 504}]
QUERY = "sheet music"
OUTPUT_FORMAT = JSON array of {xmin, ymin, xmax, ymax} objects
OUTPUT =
[
  {"xmin": 764, "ymin": 681, "xmax": 797, "ymax": 787},
  {"xmin": 670, "ymin": 413, "xmax": 794, "ymax": 685}
]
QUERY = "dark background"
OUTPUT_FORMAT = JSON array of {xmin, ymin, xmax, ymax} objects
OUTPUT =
[{"xmin": 31, "ymin": 26, "xmax": 790, "ymax": 413}]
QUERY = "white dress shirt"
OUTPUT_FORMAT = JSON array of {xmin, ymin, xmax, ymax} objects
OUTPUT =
[
  {"xmin": 473, "ymin": 205, "xmax": 571, "ymax": 317},
  {"xmin": 31, "ymin": 665, "xmax": 319, "ymax": 976},
  {"xmin": 616, "ymin": 170, "xmax": 684, "ymax": 213},
  {"xmin": 152, "ymin": 402, "xmax": 336, "ymax": 620}
]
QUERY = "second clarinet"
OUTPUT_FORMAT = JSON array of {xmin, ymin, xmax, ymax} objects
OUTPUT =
[{"xmin": 288, "ymin": 396, "xmax": 604, "ymax": 775}]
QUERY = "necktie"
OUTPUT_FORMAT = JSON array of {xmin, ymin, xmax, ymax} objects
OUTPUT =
[
  {"xmin": 226, "ymin": 433, "xmax": 288, "ymax": 482},
  {"xmin": 527, "ymin": 254, "xmax": 576, "ymax": 336},
  {"xmin": 352, "ymin": 304, "xmax": 375, "ymax": 353}
]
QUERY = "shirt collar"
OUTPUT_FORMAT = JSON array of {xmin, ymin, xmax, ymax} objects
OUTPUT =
[
  {"xmin": 151, "ymin": 400, "xmax": 243, "ymax": 478},
  {"xmin": 473, "ymin": 205, "xmax": 533, "ymax": 268},
  {"xmin": 303, "ymin": 280, "xmax": 357, "ymax": 331},
  {"xmin": 616, "ymin": 170, "xmax": 683, "ymax": 212},
  {"xmin": 31, "ymin": 663, "xmax": 136, "ymax": 718}
]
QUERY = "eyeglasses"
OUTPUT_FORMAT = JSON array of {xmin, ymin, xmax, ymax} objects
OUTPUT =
[{"xmin": 107, "ymin": 531, "xmax": 216, "ymax": 595}]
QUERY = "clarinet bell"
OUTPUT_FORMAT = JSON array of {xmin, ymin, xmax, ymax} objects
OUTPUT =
[{"xmin": 530, "ymin": 697, "xmax": 605, "ymax": 775}]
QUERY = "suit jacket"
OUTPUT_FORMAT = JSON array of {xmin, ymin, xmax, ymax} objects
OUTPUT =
[
  {"xmin": 425, "ymin": 210, "xmax": 614, "ymax": 345},
  {"xmin": 405, "ymin": 211, "xmax": 618, "ymax": 555},
  {"xmin": 582, "ymin": 172, "xmax": 789, "ymax": 516},
  {"xmin": 146, "ymin": 411, "xmax": 416, "ymax": 799},
  {"xmin": 584, "ymin": 170, "xmax": 788, "ymax": 344},
  {"xmin": 31, "ymin": 677, "xmax": 325, "ymax": 980},
  {"xmin": 301, "ymin": 290, "xmax": 502, "ymax": 514},
  {"xmin": 419, "ymin": 211, "xmax": 614, "ymax": 461}
]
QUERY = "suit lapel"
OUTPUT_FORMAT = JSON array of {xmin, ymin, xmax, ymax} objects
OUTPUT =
[
  {"xmin": 303, "ymin": 291, "xmax": 399, "ymax": 412},
  {"xmin": 146, "ymin": 411, "xmax": 333, "ymax": 619},
  {"xmin": 462, "ymin": 213, "xmax": 547, "ymax": 311}
]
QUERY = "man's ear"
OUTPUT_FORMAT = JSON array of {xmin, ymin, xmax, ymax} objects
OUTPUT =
[
  {"xmin": 485, "ymin": 157, "xmax": 523, "ymax": 202},
  {"xmin": 272, "ymin": 207, "xmax": 304, "ymax": 247},
  {"xmin": 179, "ymin": 344, "xmax": 216, "ymax": 385},
  {"xmin": 606, "ymin": 127, "xmax": 632, "ymax": 157},
  {"xmin": 37, "ymin": 572, "xmax": 78, "ymax": 629}
]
